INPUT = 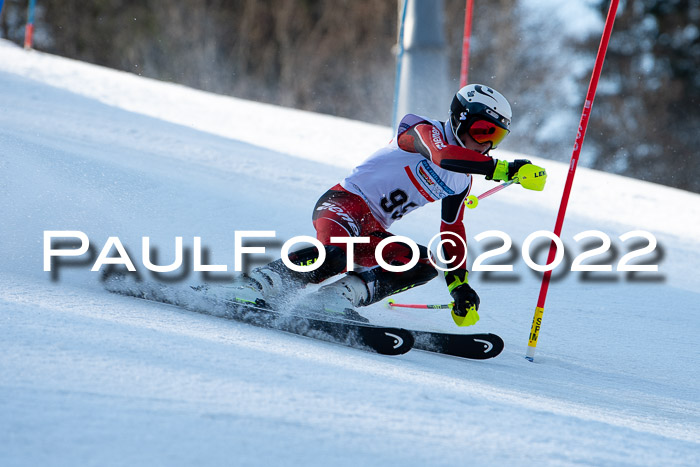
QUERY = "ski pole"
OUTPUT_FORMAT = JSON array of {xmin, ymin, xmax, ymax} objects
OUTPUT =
[
  {"xmin": 387, "ymin": 300, "xmax": 478, "ymax": 327},
  {"xmin": 464, "ymin": 179, "xmax": 517, "ymax": 209},
  {"xmin": 386, "ymin": 299, "xmax": 451, "ymax": 310}
]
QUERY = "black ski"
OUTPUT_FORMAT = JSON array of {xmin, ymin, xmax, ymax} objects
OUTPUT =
[
  {"xmin": 105, "ymin": 278, "xmax": 502, "ymax": 360},
  {"xmin": 227, "ymin": 302, "xmax": 415, "ymax": 356},
  {"xmin": 105, "ymin": 279, "xmax": 413, "ymax": 356},
  {"xmin": 411, "ymin": 331, "xmax": 504, "ymax": 360}
]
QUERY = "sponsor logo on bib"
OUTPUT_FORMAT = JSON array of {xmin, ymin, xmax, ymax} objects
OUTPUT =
[{"xmin": 415, "ymin": 160, "xmax": 455, "ymax": 199}]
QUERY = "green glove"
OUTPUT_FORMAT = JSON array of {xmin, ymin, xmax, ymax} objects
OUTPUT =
[
  {"xmin": 488, "ymin": 159, "xmax": 531, "ymax": 182},
  {"xmin": 444, "ymin": 269, "xmax": 480, "ymax": 327}
]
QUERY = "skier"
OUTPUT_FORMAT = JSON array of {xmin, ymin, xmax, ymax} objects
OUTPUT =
[{"xmin": 228, "ymin": 84, "xmax": 543, "ymax": 326}]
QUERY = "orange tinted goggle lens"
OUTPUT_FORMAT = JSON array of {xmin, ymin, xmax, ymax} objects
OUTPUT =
[{"xmin": 468, "ymin": 120, "xmax": 509, "ymax": 148}]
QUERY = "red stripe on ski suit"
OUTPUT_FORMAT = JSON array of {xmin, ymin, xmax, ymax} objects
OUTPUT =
[{"xmin": 403, "ymin": 165, "xmax": 436, "ymax": 202}]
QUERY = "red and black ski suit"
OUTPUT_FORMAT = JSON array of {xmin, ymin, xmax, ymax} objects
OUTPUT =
[{"xmin": 312, "ymin": 113, "xmax": 497, "ymax": 275}]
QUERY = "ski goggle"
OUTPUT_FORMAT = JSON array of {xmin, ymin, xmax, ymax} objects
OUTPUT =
[{"xmin": 466, "ymin": 119, "xmax": 509, "ymax": 149}]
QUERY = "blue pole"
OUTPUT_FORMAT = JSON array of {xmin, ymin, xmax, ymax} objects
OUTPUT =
[
  {"xmin": 391, "ymin": 0, "xmax": 409, "ymax": 131},
  {"xmin": 28, "ymin": 0, "xmax": 36, "ymax": 22}
]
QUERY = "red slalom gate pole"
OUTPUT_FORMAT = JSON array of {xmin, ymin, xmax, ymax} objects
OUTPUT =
[
  {"xmin": 459, "ymin": 0, "xmax": 474, "ymax": 87},
  {"xmin": 525, "ymin": 0, "xmax": 620, "ymax": 362},
  {"xmin": 23, "ymin": 0, "xmax": 37, "ymax": 50},
  {"xmin": 391, "ymin": 0, "xmax": 409, "ymax": 131}
]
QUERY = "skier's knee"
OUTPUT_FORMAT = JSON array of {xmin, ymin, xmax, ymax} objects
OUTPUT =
[
  {"xmin": 276, "ymin": 244, "xmax": 346, "ymax": 284},
  {"xmin": 356, "ymin": 262, "xmax": 437, "ymax": 305}
]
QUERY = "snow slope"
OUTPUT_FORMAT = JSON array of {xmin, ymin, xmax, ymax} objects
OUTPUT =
[{"xmin": 1, "ymin": 40, "xmax": 699, "ymax": 466}]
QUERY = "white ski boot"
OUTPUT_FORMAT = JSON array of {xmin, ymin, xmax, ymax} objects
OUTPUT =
[
  {"xmin": 201, "ymin": 266, "xmax": 289, "ymax": 309},
  {"xmin": 306, "ymin": 274, "xmax": 371, "ymax": 322}
]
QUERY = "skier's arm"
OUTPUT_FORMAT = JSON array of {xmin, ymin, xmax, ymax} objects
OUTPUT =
[
  {"xmin": 441, "ymin": 188, "xmax": 480, "ymax": 326},
  {"xmin": 439, "ymin": 187, "xmax": 469, "ymax": 267},
  {"xmin": 398, "ymin": 122, "xmax": 496, "ymax": 175}
]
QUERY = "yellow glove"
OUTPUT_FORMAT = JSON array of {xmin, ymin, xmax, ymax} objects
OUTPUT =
[
  {"xmin": 445, "ymin": 269, "xmax": 481, "ymax": 327},
  {"xmin": 488, "ymin": 159, "xmax": 531, "ymax": 182}
]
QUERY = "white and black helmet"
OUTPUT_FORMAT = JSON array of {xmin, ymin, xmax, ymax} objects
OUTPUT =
[{"xmin": 449, "ymin": 84, "xmax": 512, "ymax": 149}]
